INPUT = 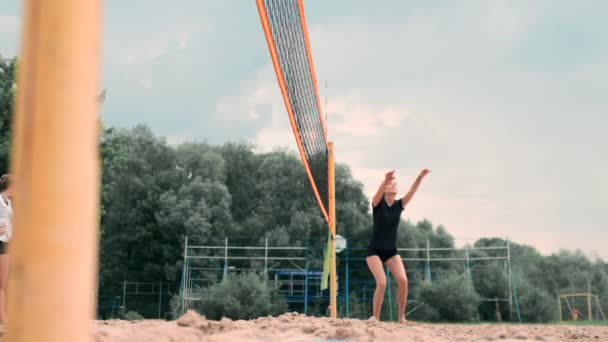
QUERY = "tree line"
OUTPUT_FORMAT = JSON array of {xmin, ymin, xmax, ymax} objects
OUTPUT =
[{"xmin": 1, "ymin": 56, "xmax": 607, "ymax": 322}]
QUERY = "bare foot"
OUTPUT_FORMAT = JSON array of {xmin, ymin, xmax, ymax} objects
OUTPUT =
[
  {"xmin": 399, "ymin": 316, "xmax": 408, "ymax": 324},
  {"xmin": 368, "ymin": 316, "xmax": 379, "ymax": 322}
]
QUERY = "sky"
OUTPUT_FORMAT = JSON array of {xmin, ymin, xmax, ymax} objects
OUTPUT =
[{"xmin": 1, "ymin": 1, "xmax": 607, "ymax": 259}]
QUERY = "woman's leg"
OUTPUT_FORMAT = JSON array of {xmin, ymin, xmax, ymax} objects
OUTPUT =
[
  {"xmin": 0, "ymin": 253, "xmax": 9, "ymax": 324},
  {"xmin": 366, "ymin": 255, "xmax": 387, "ymax": 320},
  {"xmin": 385, "ymin": 254, "xmax": 408, "ymax": 322}
]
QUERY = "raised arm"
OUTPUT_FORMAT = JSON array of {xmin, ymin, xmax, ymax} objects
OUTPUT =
[
  {"xmin": 372, "ymin": 170, "xmax": 395, "ymax": 207},
  {"xmin": 402, "ymin": 169, "xmax": 430, "ymax": 208}
]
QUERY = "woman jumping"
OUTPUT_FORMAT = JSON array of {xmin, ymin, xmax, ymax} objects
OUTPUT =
[{"xmin": 366, "ymin": 169, "xmax": 430, "ymax": 323}]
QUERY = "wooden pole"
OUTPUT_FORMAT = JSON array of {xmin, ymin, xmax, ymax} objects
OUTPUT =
[
  {"xmin": 328, "ymin": 142, "xmax": 337, "ymax": 318},
  {"xmin": 8, "ymin": 0, "xmax": 102, "ymax": 341}
]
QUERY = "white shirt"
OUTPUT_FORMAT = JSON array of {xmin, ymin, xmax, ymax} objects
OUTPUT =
[{"xmin": 0, "ymin": 195, "xmax": 13, "ymax": 242}]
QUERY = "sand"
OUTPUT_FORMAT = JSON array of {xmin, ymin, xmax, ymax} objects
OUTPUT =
[
  {"xmin": 88, "ymin": 311, "xmax": 608, "ymax": 342},
  {"xmin": 0, "ymin": 312, "xmax": 604, "ymax": 341}
]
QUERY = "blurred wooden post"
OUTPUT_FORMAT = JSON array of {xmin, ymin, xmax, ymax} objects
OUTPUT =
[
  {"xmin": 328, "ymin": 142, "xmax": 337, "ymax": 318},
  {"xmin": 8, "ymin": 0, "xmax": 102, "ymax": 341}
]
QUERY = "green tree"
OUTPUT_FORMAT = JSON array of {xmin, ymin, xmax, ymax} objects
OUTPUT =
[
  {"xmin": 219, "ymin": 142, "xmax": 261, "ymax": 222},
  {"xmin": 99, "ymin": 125, "xmax": 182, "ymax": 291},
  {"xmin": 513, "ymin": 273, "xmax": 556, "ymax": 322},
  {"xmin": 416, "ymin": 273, "xmax": 481, "ymax": 322},
  {"xmin": 0, "ymin": 56, "xmax": 16, "ymax": 173}
]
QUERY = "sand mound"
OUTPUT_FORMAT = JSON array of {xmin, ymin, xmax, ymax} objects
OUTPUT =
[{"xmin": 89, "ymin": 311, "xmax": 608, "ymax": 342}]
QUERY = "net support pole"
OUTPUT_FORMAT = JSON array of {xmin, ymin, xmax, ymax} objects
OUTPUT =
[
  {"xmin": 8, "ymin": 0, "xmax": 102, "ymax": 341},
  {"xmin": 328, "ymin": 142, "xmax": 337, "ymax": 318}
]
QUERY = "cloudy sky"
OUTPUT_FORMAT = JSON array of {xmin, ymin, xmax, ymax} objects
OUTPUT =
[{"xmin": 1, "ymin": 1, "xmax": 607, "ymax": 258}]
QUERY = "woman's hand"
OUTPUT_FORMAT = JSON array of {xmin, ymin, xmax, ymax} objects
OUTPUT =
[
  {"xmin": 419, "ymin": 169, "xmax": 431, "ymax": 178},
  {"xmin": 385, "ymin": 170, "xmax": 396, "ymax": 183},
  {"xmin": 373, "ymin": 170, "xmax": 397, "ymax": 207},
  {"xmin": 0, "ymin": 225, "xmax": 6, "ymax": 236}
]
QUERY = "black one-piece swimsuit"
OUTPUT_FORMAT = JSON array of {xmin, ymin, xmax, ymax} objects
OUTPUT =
[{"xmin": 367, "ymin": 197, "xmax": 404, "ymax": 263}]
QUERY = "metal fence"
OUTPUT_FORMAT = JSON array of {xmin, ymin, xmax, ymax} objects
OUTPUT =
[{"xmin": 178, "ymin": 236, "xmax": 513, "ymax": 321}]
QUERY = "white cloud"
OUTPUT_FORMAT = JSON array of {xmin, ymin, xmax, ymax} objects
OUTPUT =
[
  {"xmin": 327, "ymin": 94, "xmax": 412, "ymax": 138},
  {"xmin": 0, "ymin": 14, "xmax": 18, "ymax": 35},
  {"xmin": 167, "ymin": 133, "xmax": 192, "ymax": 146},
  {"xmin": 105, "ymin": 23, "xmax": 208, "ymax": 70},
  {"xmin": 176, "ymin": 32, "xmax": 190, "ymax": 50},
  {"xmin": 140, "ymin": 79, "xmax": 152, "ymax": 89},
  {"xmin": 211, "ymin": 1, "xmax": 607, "ymax": 258},
  {"xmin": 215, "ymin": 66, "xmax": 273, "ymax": 119},
  {"xmin": 121, "ymin": 39, "xmax": 168, "ymax": 65}
]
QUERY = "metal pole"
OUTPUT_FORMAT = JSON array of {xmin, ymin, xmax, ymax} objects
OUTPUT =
[
  {"xmin": 465, "ymin": 246, "xmax": 471, "ymax": 291},
  {"xmin": 328, "ymin": 142, "xmax": 337, "ymax": 318},
  {"xmin": 224, "ymin": 237, "xmax": 229, "ymax": 280},
  {"xmin": 122, "ymin": 279, "xmax": 126, "ymax": 309},
  {"xmin": 426, "ymin": 239, "xmax": 431, "ymax": 281},
  {"xmin": 586, "ymin": 278, "xmax": 593, "ymax": 321},
  {"xmin": 559, "ymin": 295, "xmax": 563, "ymax": 322},
  {"xmin": 304, "ymin": 260, "xmax": 309, "ymax": 315},
  {"xmin": 387, "ymin": 267, "xmax": 393, "ymax": 321},
  {"xmin": 158, "ymin": 281, "xmax": 162, "ymax": 319},
  {"xmin": 554, "ymin": 282, "xmax": 560, "ymax": 322},
  {"xmin": 346, "ymin": 245, "xmax": 350, "ymax": 318},
  {"xmin": 290, "ymin": 273, "xmax": 294, "ymax": 295},
  {"xmin": 265, "ymin": 236, "xmax": 269, "ymax": 274},
  {"xmin": 594, "ymin": 296, "xmax": 606, "ymax": 320},
  {"xmin": 8, "ymin": 1, "xmax": 102, "ymax": 340},
  {"xmin": 507, "ymin": 239, "xmax": 513, "ymax": 320},
  {"xmin": 182, "ymin": 236, "xmax": 188, "ymax": 312},
  {"xmin": 588, "ymin": 294, "xmax": 593, "ymax": 321}
]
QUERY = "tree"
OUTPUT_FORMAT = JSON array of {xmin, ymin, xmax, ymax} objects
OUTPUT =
[
  {"xmin": 416, "ymin": 273, "xmax": 481, "ymax": 322},
  {"xmin": 219, "ymin": 142, "xmax": 260, "ymax": 222},
  {"xmin": 513, "ymin": 273, "xmax": 556, "ymax": 322},
  {"xmin": 90, "ymin": 124, "xmax": 608, "ymax": 321},
  {"xmin": 0, "ymin": 56, "xmax": 16, "ymax": 173}
]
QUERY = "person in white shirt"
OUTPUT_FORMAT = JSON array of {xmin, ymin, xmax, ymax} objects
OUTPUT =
[{"xmin": 0, "ymin": 174, "xmax": 14, "ymax": 324}]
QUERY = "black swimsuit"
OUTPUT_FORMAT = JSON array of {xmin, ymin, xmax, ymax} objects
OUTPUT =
[{"xmin": 367, "ymin": 197, "xmax": 404, "ymax": 263}]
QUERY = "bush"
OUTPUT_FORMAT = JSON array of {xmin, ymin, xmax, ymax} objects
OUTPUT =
[
  {"xmin": 192, "ymin": 272, "xmax": 287, "ymax": 320},
  {"xmin": 169, "ymin": 291, "xmax": 185, "ymax": 319},
  {"xmin": 515, "ymin": 282, "xmax": 556, "ymax": 323},
  {"xmin": 417, "ymin": 273, "xmax": 481, "ymax": 322},
  {"xmin": 410, "ymin": 303, "xmax": 440, "ymax": 322},
  {"xmin": 346, "ymin": 293, "xmax": 371, "ymax": 319},
  {"xmin": 121, "ymin": 310, "xmax": 145, "ymax": 321}
]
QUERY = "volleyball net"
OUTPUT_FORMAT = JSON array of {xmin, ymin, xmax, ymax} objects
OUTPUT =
[{"xmin": 256, "ymin": 0, "xmax": 329, "ymax": 223}]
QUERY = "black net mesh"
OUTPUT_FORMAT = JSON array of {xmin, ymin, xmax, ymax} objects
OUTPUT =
[{"xmin": 262, "ymin": 0, "xmax": 329, "ymax": 216}]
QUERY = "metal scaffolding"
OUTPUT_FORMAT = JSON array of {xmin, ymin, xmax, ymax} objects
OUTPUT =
[{"xmin": 178, "ymin": 236, "xmax": 513, "ymax": 320}]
